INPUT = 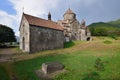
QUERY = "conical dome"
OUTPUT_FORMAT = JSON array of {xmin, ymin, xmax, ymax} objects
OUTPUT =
[
  {"xmin": 64, "ymin": 8, "xmax": 75, "ymax": 14},
  {"xmin": 63, "ymin": 8, "xmax": 76, "ymax": 20}
]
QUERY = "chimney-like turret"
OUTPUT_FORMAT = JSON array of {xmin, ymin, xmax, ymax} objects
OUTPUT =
[
  {"xmin": 81, "ymin": 19, "xmax": 86, "ymax": 26},
  {"xmin": 48, "ymin": 12, "xmax": 51, "ymax": 20}
]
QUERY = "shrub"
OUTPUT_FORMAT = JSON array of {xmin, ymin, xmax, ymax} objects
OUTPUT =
[
  {"xmin": 94, "ymin": 58, "xmax": 105, "ymax": 71},
  {"xmin": 103, "ymin": 40, "xmax": 112, "ymax": 44},
  {"xmin": 64, "ymin": 41, "xmax": 75, "ymax": 48},
  {"xmin": 108, "ymin": 34, "xmax": 118, "ymax": 40}
]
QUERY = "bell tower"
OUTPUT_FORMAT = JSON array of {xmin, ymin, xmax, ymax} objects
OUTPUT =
[{"xmin": 48, "ymin": 12, "xmax": 51, "ymax": 20}]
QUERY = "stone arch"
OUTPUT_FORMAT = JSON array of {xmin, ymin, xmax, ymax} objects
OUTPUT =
[{"xmin": 87, "ymin": 37, "xmax": 90, "ymax": 41}]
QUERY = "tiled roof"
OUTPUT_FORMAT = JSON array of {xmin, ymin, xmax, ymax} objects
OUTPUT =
[{"xmin": 23, "ymin": 13, "xmax": 63, "ymax": 31}]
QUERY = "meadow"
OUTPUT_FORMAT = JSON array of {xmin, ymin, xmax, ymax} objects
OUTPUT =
[{"xmin": 0, "ymin": 37, "xmax": 120, "ymax": 80}]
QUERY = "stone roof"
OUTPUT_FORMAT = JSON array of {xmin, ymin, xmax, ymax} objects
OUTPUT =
[{"xmin": 23, "ymin": 13, "xmax": 63, "ymax": 31}]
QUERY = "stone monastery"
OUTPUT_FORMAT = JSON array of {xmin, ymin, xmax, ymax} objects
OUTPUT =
[{"xmin": 19, "ymin": 8, "xmax": 91, "ymax": 53}]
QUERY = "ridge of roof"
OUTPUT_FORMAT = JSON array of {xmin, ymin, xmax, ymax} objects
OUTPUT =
[{"xmin": 23, "ymin": 13, "xmax": 63, "ymax": 31}]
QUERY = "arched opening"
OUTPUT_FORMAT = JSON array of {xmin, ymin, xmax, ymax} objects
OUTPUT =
[
  {"xmin": 22, "ymin": 37, "xmax": 25, "ymax": 50},
  {"xmin": 87, "ymin": 37, "xmax": 90, "ymax": 41}
]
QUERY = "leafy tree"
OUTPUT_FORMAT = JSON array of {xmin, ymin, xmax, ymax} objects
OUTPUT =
[{"xmin": 0, "ymin": 24, "xmax": 16, "ymax": 43}]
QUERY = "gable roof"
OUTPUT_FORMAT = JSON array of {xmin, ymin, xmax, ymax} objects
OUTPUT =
[{"xmin": 23, "ymin": 13, "xmax": 63, "ymax": 31}]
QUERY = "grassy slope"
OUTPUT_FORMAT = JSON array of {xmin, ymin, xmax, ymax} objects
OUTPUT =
[
  {"xmin": 88, "ymin": 18, "xmax": 120, "ymax": 28},
  {"xmin": 88, "ymin": 22, "xmax": 120, "ymax": 33},
  {"xmin": 0, "ymin": 65, "xmax": 9, "ymax": 80},
  {"xmin": 108, "ymin": 19, "xmax": 120, "ymax": 27},
  {"xmin": 12, "ymin": 37, "xmax": 120, "ymax": 80},
  {"xmin": 88, "ymin": 22, "xmax": 119, "ymax": 29},
  {"xmin": 88, "ymin": 21, "xmax": 120, "ymax": 37}
]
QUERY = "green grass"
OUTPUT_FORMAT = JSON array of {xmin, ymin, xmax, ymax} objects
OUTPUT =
[
  {"xmin": 13, "ymin": 49, "xmax": 120, "ymax": 80},
  {"xmin": 1, "ymin": 37, "xmax": 120, "ymax": 80},
  {"xmin": 0, "ymin": 65, "xmax": 9, "ymax": 80},
  {"xmin": 103, "ymin": 40, "xmax": 112, "ymax": 44}
]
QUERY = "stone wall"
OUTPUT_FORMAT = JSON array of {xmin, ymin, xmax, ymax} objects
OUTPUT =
[
  {"xmin": 19, "ymin": 16, "xmax": 30, "ymax": 52},
  {"xmin": 70, "ymin": 20, "xmax": 81, "ymax": 40},
  {"xmin": 80, "ymin": 29, "xmax": 86, "ymax": 41},
  {"xmin": 58, "ymin": 8, "xmax": 92, "ymax": 42},
  {"xmin": 30, "ymin": 26, "xmax": 64, "ymax": 53}
]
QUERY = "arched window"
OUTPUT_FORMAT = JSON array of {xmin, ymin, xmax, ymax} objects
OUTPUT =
[{"xmin": 22, "ymin": 37, "xmax": 25, "ymax": 50}]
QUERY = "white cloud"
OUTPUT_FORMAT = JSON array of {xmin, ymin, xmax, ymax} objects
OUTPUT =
[
  {"xmin": 0, "ymin": 10, "xmax": 16, "ymax": 30},
  {"xmin": 5, "ymin": 0, "xmax": 61, "ymax": 36},
  {"xmin": 9, "ymin": 0, "xmax": 60, "ymax": 18}
]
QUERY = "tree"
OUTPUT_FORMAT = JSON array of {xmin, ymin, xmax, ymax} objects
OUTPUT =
[{"xmin": 0, "ymin": 24, "xmax": 16, "ymax": 43}]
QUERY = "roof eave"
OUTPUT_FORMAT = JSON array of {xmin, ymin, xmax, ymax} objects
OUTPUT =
[{"xmin": 29, "ymin": 24, "xmax": 63, "ymax": 31}]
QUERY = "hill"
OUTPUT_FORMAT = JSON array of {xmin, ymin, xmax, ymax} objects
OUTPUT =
[
  {"xmin": 88, "ymin": 19, "xmax": 120, "ymax": 36},
  {"xmin": 108, "ymin": 19, "xmax": 120, "ymax": 27}
]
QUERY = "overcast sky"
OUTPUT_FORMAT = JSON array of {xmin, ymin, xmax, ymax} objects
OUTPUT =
[{"xmin": 0, "ymin": 0, "xmax": 120, "ymax": 36}]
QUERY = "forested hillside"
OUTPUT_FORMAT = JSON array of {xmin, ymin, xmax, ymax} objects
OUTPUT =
[{"xmin": 88, "ymin": 19, "xmax": 120, "ymax": 36}]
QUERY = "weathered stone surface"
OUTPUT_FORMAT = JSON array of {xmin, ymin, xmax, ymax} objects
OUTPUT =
[
  {"xmin": 30, "ymin": 26, "xmax": 64, "ymax": 53},
  {"xmin": 42, "ymin": 62, "xmax": 64, "ymax": 74},
  {"xmin": 19, "ymin": 15, "xmax": 30, "ymax": 52},
  {"xmin": 58, "ymin": 8, "xmax": 91, "ymax": 41},
  {"xmin": 35, "ymin": 62, "xmax": 65, "ymax": 80},
  {"xmin": 19, "ymin": 14, "xmax": 64, "ymax": 53}
]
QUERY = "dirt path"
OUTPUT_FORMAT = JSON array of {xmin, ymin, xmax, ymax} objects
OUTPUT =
[
  {"xmin": 0, "ymin": 47, "xmax": 19, "ymax": 62},
  {"xmin": 0, "ymin": 47, "xmax": 19, "ymax": 80}
]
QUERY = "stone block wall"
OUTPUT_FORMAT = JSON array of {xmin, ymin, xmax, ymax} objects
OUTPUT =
[
  {"xmin": 19, "ymin": 16, "xmax": 30, "ymax": 52},
  {"xmin": 30, "ymin": 26, "xmax": 64, "ymax": 53}
]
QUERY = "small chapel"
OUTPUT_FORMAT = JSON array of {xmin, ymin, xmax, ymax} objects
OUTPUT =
[{"xmin": 19, "ymin": 8, "xmax": 91, "ymax": 53}]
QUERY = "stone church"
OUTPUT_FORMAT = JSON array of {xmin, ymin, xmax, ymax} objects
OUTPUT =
[
  {"xmin": 58, "ymin": 8, "xmax": 91, "ymax": 41},
  {"xmin": 19, "ymin": 8, "xmax": 91, "ymax": 53}
]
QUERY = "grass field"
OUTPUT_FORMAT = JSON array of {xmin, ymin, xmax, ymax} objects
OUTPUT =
[
  {"xmin": 0, "ymin": 37, "xmax": 120, "ymax": 80},
  {"xmin": 0, "ymin": 65, "xmax": 9, "ymax": 80}
]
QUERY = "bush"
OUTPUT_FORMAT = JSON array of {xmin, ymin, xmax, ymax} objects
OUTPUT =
[
  {"xmin": 94, "ymin": 58, "xmax": 105, "ymax": 71},
  {"xmin": 103, "ymin": 40, "xmax": 112, "ymax": 44},
  {"xmin": 64, "ymin": 41, "xmax": 75, "ymax": 48},
  {"xmin": 108, "ymin": 34, "xmax": 118, "ymax": 40}
]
